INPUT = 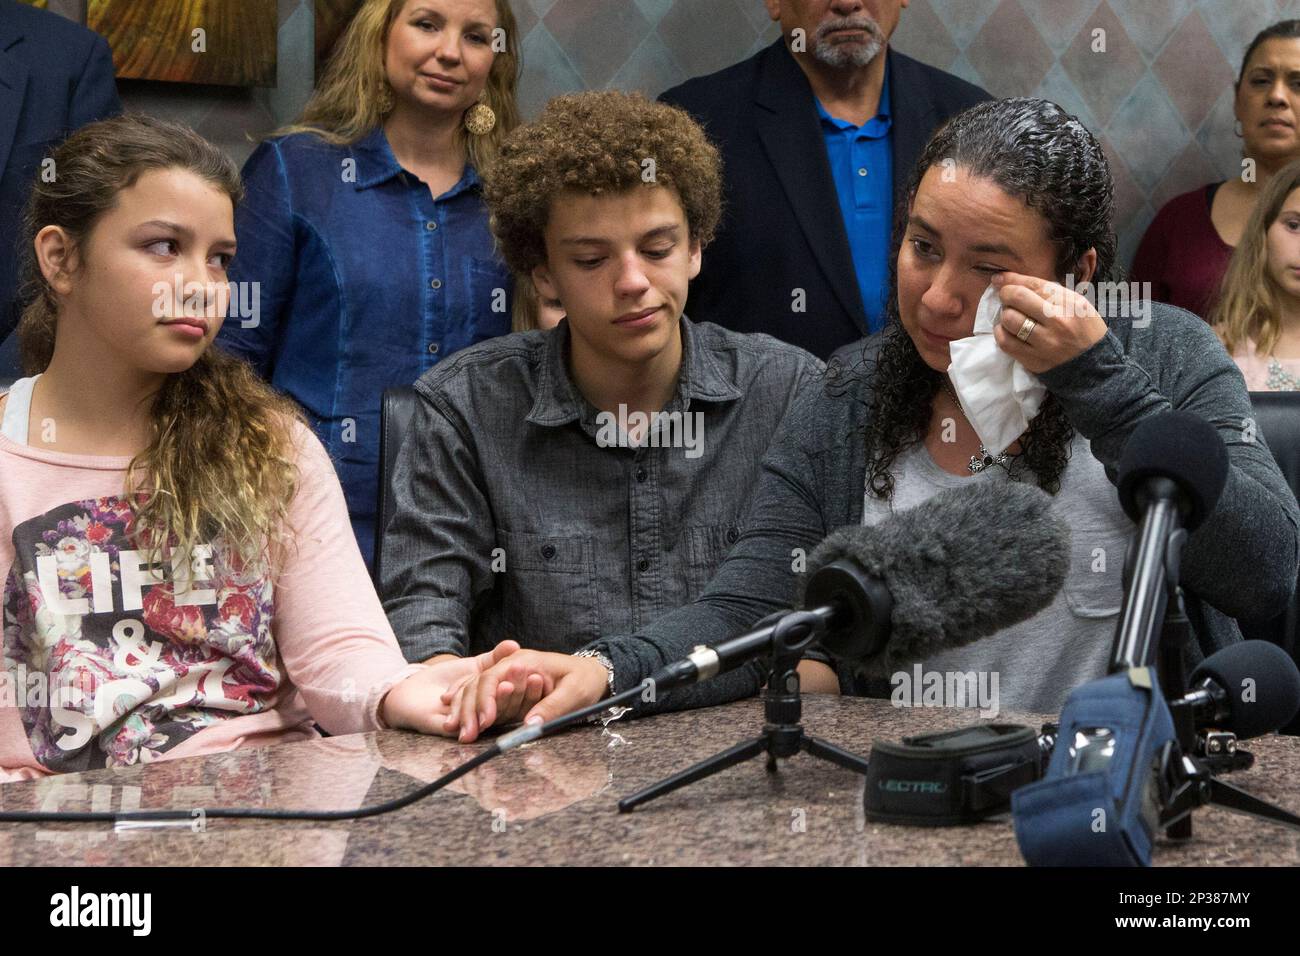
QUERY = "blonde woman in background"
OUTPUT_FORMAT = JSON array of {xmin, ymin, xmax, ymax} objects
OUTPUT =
[
  {"xmin": 511, "ymin": 273, "xmax": 565, "ymax": 332},
  {"xmin": 216, "ymin": 0, "xmax": 521, "ymax": 573},
  {"xmin": 1213, "ymin": 158, "xmax": 1300, "ymax": 391}
]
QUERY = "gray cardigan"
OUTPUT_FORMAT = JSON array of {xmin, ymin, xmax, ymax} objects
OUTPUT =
[{"xmin": 583, "ymin": 302, "xmax": 1300, "ymax": 712}]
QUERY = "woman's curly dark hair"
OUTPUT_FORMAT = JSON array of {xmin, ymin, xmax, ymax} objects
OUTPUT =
[{"xmin": 850, "ymin": 97, "xmax": 1122, "ymax": 500}]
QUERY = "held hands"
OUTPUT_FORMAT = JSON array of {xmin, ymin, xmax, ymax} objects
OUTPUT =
[
  {"xmin": 990, "ymin": 272, "xmax": 1108, "ymax": 375},
  {"xmin": 380, "ymin": 640, "xmax": 537, "ymax": 736},
  {"xmin": 389, "ymin": 648, "xmax": 839, "ymax": 743},
  {"xmin": 440, "ymin": 649, "xmax": 611, "ymax": 743}
]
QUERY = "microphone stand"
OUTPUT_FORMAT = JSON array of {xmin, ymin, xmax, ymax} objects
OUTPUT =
[
  {"xmin": 1156, "ymin": 586, "xmax": 1300, "ymax": 836},
  {"xmin": 1131, "ymin": 533, "xmax": 1300, "ymax": 838},
  {"xmin": 618, "ymin": 610, "xmax": 871, "ymax": 813}
]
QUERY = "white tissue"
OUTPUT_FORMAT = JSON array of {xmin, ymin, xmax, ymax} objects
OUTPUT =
[{"xmin": 945, "ymin": 285, "xmax": 1046, "ymax": 457}]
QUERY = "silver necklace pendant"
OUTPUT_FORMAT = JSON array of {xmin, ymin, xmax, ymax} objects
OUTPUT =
[
  {"xmin": 943, "ymin": 380, "xmax": 1011, "ymax": 475},
  {"xmin": 968, "ymin": 446, "xmax": 1009, "ymax": 475}
]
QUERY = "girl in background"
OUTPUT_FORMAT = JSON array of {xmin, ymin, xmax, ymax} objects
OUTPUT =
[
  {"xmin": 1213, "ymin": 158, "xmax": 1300, "ymax": 390},
  {"xmin": 0, "ymin": 114, "xmax": 536, "ymax": 781}
]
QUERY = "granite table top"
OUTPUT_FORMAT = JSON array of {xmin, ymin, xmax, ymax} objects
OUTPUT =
[{"xmin": 1, "ymin": 696, "xmax": 1296, "ymax": 866}]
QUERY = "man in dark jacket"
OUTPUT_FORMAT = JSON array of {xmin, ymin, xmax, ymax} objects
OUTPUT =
[
  {"xmin": 0, "ymin": 0, "xmax": 121, "ymax": 383},
  {"xmin": 660, "ymin": 0, "xmax": 989, "ymax": 359}
]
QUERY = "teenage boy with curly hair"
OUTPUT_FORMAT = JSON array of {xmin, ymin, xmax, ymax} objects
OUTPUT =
[{"xmin": 380, "ymin": 91, "xmax": 833, "ymax": 740}]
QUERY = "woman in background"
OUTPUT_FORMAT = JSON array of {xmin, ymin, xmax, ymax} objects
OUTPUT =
[
  {"xmin": 216, "ymin": 0, "xmax": 520, "ymax": 573},
  {"xmin": 1133, "ymin": 19, "xmax": 1300, "ymax": 320},
  {"xmin": 1213, "ymin": 158, "xmax": 1300, "ymax": 391}
]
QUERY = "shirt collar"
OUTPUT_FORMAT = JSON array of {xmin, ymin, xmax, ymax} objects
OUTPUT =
[
  {"xmin": 527, "ymin": 315, "xmax": 744, "ymax": 429},
  {"xmin": 814, "ymin": 64, "xmax": 892, "ymax": 133},
  {"xmin": 351, "ymin": 126, "xmax": 482, "ymax": 197}
]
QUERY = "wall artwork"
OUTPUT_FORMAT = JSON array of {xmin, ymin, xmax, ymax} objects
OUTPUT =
[{"xmin": 17, "ymin": 0, "xmax": 279, "ymax": 87}]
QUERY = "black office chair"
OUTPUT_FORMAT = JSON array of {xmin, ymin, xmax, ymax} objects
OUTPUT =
[
  {"xmin": 1242, "ymin": 392, "xmax": 1300, "ymax": 734},
  {"xmin": 372, "ymin": 385, "xmax": 420, "ymax": 588}
]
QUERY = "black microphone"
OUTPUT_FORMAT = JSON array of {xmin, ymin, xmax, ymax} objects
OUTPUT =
[
  {"xmin": 1109, "ymin": 411, "xmax": 1229, "ymax": 671},
  {"xmin": 1177, "ymin": 641, "xmax": 1300, "ymax": 739},
  {"xmin": 643, "ymin": 480, "xmax": 1071, "ymax": 694}
]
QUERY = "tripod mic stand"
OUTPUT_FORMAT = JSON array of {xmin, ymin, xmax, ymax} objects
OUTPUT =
[
  {"xmin": 618, "ymin": 610, "xmax": 871, "ymax": 813},
  {"xmin": 1157, "ymin": 736, "xmax": 1300, "ymax": 834},
  {"xmin": 1156, "ymin": 585, "xmax": 1300, "ymax": 837}
]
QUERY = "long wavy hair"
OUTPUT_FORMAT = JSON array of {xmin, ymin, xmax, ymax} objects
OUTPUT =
[
  {"xmin": 276, "ymin": 0, "xmax": 520, "ymax": 173},
  {"xmin": 1213, "ymin": 158, "xmax": 1300, "ymax": 356},
  {"xmin": 16, "ymin": 114, "xmax": 307, "ymax": 575},
  {"xmin": 849, "ymin": 97, "xmax": 1121, "ymax": 500}
]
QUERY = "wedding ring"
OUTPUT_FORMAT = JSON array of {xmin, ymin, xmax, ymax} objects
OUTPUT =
[{"xmin": 1016, "ymin": 317, "xmax": 1037, "ymax": 342}]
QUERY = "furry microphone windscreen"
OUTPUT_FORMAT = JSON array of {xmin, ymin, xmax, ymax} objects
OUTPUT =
[{"xmin": 797, "ymin": 480, "xmax": 1071, "ymax": 671}]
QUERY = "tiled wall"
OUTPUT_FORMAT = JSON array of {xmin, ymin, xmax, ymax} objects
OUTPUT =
[
  {"xmin": 114, "ymin": 0, "xmax": 315, "ymax": 170},
  {"xmin": 90, "ymin": 1, "xmax": 1300, "ymax": 268},
  {"xmin": 891, "ymin": 0, "xmax": 1299, "ymax": 268},
  {"xmin": 112, "ymin": 1, "xmax": 783, "ymax": 169}
]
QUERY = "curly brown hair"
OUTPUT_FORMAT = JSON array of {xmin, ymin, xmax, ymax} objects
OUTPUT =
[{"xmin": 482, "ymin": 91, "xmax": 722, "ymax": 274}]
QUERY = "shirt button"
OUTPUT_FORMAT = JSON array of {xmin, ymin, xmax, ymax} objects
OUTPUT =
[
  {"xmin": 858, "ymin": 167, "xmax": 868, "ymax": 177},
  {"xmin": 428, "ymin": 342, "xmax": 439, "ymax": 355},
  {"xmin": 430, "ymin": 278, "xmax": 442, "ymax": 290},
  {"xmin": 726, "ymin": 526, "xmax": 739, "ymax": 544},
  {"xmin": 636, "ymin": 467, "xmax": 647, "ymax": 482},
  {"xmin": 542, "ymin": 545, "xmax": 556, "ymax": 560},
  {"xmin": 637, "ymin": 557, "xmax": 649, "ymax": 572},
  {"xmin": 426, "ymin": 221, "xmax": 437, "ymax": 231}
]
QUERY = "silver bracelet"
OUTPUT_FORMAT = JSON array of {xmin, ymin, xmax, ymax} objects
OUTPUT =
[
  {"xmin": 573, "ymin": 648, "xmax": 615, "ymax": 699},
  {"xmin": 572, "ymin": 649, "xmax": 631, "ymax": 725}
]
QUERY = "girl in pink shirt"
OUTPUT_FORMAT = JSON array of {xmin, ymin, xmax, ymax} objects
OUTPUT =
[
  {"xmin": 1214, "ymin": 159, "xmax": 1300, "ymax": 391},
  {"xmin": 0, "ymin": 114, "xmax": 542, "ymax": 782}
]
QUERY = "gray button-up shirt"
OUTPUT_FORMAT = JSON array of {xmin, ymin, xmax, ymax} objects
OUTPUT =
[{"xmin": 381, "ymin": 316, "xmax": 823, "ymax": 662}]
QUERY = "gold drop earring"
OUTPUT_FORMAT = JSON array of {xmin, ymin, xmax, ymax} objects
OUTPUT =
[{"xmin": 464, "ymin": 90, "xmax": 497, "ymax": 135}]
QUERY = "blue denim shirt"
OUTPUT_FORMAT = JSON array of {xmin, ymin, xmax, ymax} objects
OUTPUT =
[{"xmin": 216, "ymin": 127, "xmax": 513, "ymax": 571}]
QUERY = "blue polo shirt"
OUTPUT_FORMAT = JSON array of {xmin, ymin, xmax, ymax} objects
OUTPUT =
[{"xmin": 816, "ymin": 70, "xmax": 894, "ymax": 335}]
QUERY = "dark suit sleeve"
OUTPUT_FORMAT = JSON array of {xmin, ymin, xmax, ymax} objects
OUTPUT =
[
  {"xmin": 657, "ymin": 75, "xmax": 685, "ymax": 106},
  {"xmin": 69, "ymin": 33, "xmax": 122, "ymax": 129},
  {"xmin": 657, "ymin": 82, "xmax": 702, "ymax": 121}
]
